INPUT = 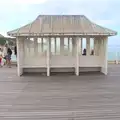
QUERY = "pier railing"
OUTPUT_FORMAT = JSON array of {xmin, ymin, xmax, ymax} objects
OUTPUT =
[{"xmin": 108, "ymin": 45, "xmax": 120, "ymax": 64}]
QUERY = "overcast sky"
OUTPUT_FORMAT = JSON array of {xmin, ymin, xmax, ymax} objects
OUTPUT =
[{"xmin": 0, "ymin": 0, "xmax": 119, "ymax": 45}]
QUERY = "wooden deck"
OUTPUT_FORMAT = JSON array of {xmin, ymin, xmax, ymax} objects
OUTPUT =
[{"xmin": 0, "ymin": 65, "xmax": 120, "ymax": 119}]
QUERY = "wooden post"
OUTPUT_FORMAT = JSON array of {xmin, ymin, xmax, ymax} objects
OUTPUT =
[
  {"xmin": 100, "ymin": 37, "xmax": 108, "ymax": 75},
  {"xmin": 76, "ymin": 37, "xmax": 79, "ymax": 76},
  {"xmin": 68, "ymin": 37, "xmax": 70, "ymax": 51},
  {"xmin": 34, "ymin": 37, "xmax": 38, "ymax": 55},
  {"xmin": 55, "ymin": 37, "xmax": 57, "ymax": 54},
  {"xmin": 97, "ymin": 37, "xmax": 101, "ymax": 56},
  {"xmin": 86, "ymin": 37, "xmax": 90, "ymax": 56},
  {"xmin": 81, "ymin": 38, "xmax": 83, "ymax": 55},
  {"xmin": 47, "ymin": 37, "xmax": 50, "ymax": 76},
  {"xmin": 94, "ymin": 37, "xmax": 99, "ymax": 56},
  {"xmin": 104, "ymin": 37, "xmax": 108, "ymax": 75},
  {"xmin": 72, "ymin": 37, "xmax": 76, "ymax": 56},
  {"xmin": 41, "ymin": 37, "xmax": 43, "ymax": 52},
  {"xmin": 16, "ymin": 37, "xmax": 24, "ymax": 76},
  {"xmin": 94, "ymin": 38, "xmax": 97, "ymax": 56}
]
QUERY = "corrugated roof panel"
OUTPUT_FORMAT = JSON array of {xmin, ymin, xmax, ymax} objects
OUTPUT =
[
  {"xmin": 7, "ymin": 15, "xmax": 117, "ymax": 36},
  {"xmin": 18, "ymin": 23, "xmax": 31, "ymax": 33}
]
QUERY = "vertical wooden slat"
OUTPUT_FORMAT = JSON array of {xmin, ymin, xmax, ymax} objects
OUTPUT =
[
  {"xmin": 55, "ymin": 37, "xmax": 56, "ymax": 54},
  {"xmin": 60, "ymin": 37, "xmax": 64, "ymax": 55},
  {"xmin": 81, "ymin": 38, "xmax": 83, "ymax": 55},
  {"xmin": 41, "ymin": 37, "xmax": 43, "ymax": 52},
  {"xmin": 86, "ymin": 37, "xmax": 90, "ymax": 56},
  {"xmin": 34, "ymin": 37, "xmax": 38, "ymax": 55}
]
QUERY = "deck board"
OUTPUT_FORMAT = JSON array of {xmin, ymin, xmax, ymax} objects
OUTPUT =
[{"xmin": 0, "ymin": 65, "xmax": 120, "ymax": 119}]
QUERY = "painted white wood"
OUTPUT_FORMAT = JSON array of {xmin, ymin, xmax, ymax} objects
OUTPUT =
[
  {"xmin": 50, "ymin": 55, "xmax": 76, "ymax": 67},
  {"xmin": 72, "ymin": 37, "xmax": 76, "ymax": 56},
  {"xmin": 55, "ymin": 37, "xmax": 57, "ymax": 53},
  {"xmin": 97, "ymin": 38, "xmax": 101, "ymax": 56},
  {"xmin": 105, "ymin": 38, "xmax": 108, "ymax": 74},
  {"xmin": 60, "ymin": 37, "xmax": 64, "ymax": 55},
  {"xmin": 94, "ymin": 37, "xmax": 99, "ymax": 56},
  {"xmin": 79, "ymin": 56, "xmax": 101, "ymax": 67},
  {"xmin": 28, "ymin": 37, "xmax": 30, "ymax": 53},
  {"xmin": 101, "ymin": 39, "xmax": 105, "ymax": 74},
  {"xmin": 101, "ymin": 37, "xmax": 108, "ymax": 75},
  {"xmin": 86, "ymin": 37, "xmax": 90, "ymax": 56},
  {"xmin": 47, "ymin": 37, "xmax": 50, "ymax": 76},
  {"xmin": 24, "ymin": 56, "xmax": 47, "ymax": 67},
  {"xmin": 76, "ymin": 37, "xmax": 79, "ymax": 76},
  {"xmin": 24, "ymin": 68, "xmax": 47, "ymax": 73},
  {"xmin": 23, "ymin": 37, "xmax": 47, "ymax": 67},
  {"xmin": 41, "ymin": 37, "xmax": 43, "ymax": 52},
  {"xmin": 24, "ymin": 37, "xmax": 28, "ymax": 57},
  {"xmin": 34, "ymin": 37, "xmax": 38, "ymax": 54},
  {"xmin": 16, "ymin": 37, "xmax": 20, "ymax": 76},
  {"xmin": 16, "ymin": 37, "xmax": 24, "ymax": 76},
  {"xmin": 68, "ymin": 37, "xmax": 70, "ymax": 51},
  {"xmin": 81, "ymin": 38, "xmax": 83, "ymax": 55},
  {"xmin": 16, "ymin": 35, "xmax": 108, "ymax": 75}
]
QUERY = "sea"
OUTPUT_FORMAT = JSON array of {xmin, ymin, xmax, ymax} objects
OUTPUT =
[{"xmin": 11, "ymin": 45, "xmax": 120, "ymax": 61}]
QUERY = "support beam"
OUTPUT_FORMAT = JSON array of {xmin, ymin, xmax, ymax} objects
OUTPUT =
[
  {"xmin": 94, "ymin": 37, "xmax": 99, "ymax": 56},
  {"xmin": 97, "ymin": 38, "xmax": 101, "ymax": 56},
  {"xmin": 41, "ymin": 37, "xmax": 43, "ymax": 52},
  {"xmin": 24, "ymin": 37, "xmax": 28, "ymax": 57},
  {"xmin": 16, "ymin": 37, "xmax": 24, "ymax": 76},
  {"xmin": 28, "ymin": 37, "xmax": 30, "ymax": 53},
  {"xmin": 55, "ymin": 37, "xmax": 57, "ymax": 54},
  {"xmin": 101, "ymin": 37, "xmax": 108, "ymax": 75},
  {"xmin": 47, "ymin": 37, "xmax": 50, "ymax": 76},
  {"xmin": 72, "ymin": 37, "xmax": 76, "ymax": 56},
  {"xmin": 81, "ymin": 38, "xmax": 83, "ymax": 55},
  {"xmin": 76, "ymin": 37, "xmax": 79, "ymax": 76},
  {"xmin": 68, "ymin": 37, "xmax": 70, "ymax": 51},
  {"xmin": 86, "ymin": 37, "xmax": 90, "ymax": 56},
  {"xmin": 34, "ymin": 37, "xmax": 38, "ymax": 55}
]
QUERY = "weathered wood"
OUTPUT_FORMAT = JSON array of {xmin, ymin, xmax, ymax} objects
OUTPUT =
[
  {"xmin": 7, "ymin": 15, "xmax": 117, "ymax": 37},
  {"xmin": 0, "ymin": 65, "xmax": 120, "ymax": 119}
]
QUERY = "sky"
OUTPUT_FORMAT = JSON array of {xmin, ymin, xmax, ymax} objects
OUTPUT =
[{"xmin": 0, "ymin": 0, "xmax": 119, "ymax": 45}]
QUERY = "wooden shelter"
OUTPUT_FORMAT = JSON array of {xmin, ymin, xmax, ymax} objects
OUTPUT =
[{"xmin": 7, "ymin": 15, "xmax": 117, "ymax": 76}]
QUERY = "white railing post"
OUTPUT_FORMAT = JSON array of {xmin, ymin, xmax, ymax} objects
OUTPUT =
[{"xmin": 115, "ymin": 47, "xmax": 118, "ymax": 64}]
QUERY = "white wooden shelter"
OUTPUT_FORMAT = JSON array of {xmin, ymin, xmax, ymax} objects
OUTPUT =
[{"xmin": 7, "ymin": 15, "xmax": 117, "ymax": 76}]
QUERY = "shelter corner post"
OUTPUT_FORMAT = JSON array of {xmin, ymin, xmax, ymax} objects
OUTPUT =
[
  {"xmin": 100, "ymin": 36, "xmax": 108, "ymax": 75},
  {"xmin": 16, "ymin": 37, "xmax": 25, "ymax": 76}
]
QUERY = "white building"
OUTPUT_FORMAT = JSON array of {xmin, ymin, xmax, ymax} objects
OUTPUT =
[{"xmin": 7, "ymin": 15, "xmax": 117, "ymax": 76}]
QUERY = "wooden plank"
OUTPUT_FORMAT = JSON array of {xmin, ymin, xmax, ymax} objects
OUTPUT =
[{"xmin": 0, "ymin": 65, "xmax": 120, "ymax": 119}]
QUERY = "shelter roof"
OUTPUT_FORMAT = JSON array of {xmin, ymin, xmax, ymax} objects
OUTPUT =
[{"xmin": 7, "ymin": 15, "xmax": 117, "ymax": 37}]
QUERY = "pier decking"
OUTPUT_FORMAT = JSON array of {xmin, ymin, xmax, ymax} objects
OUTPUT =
[{"xmin": 0, "ymin": 64, "xmax": 120, "ymax": 119}]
